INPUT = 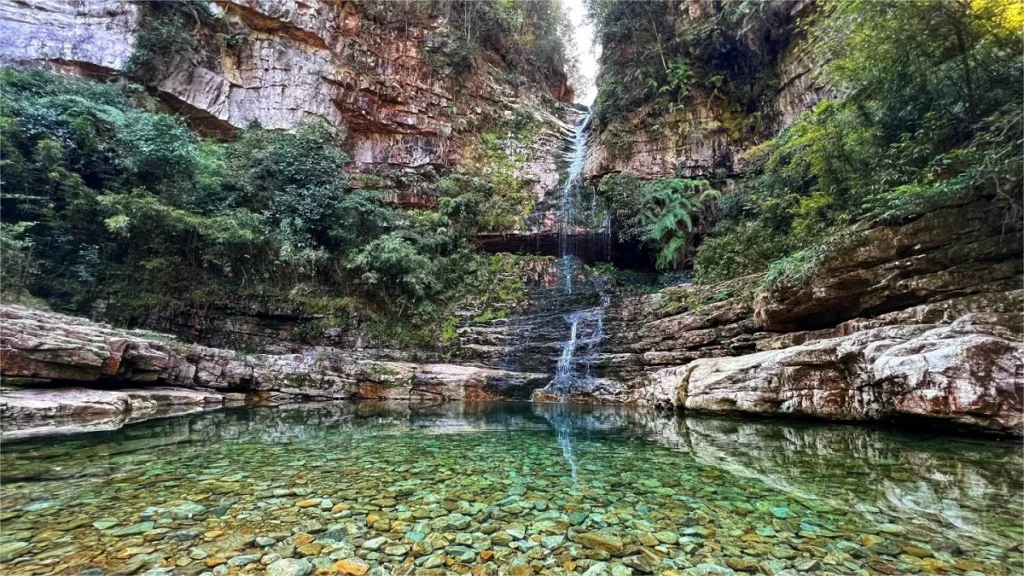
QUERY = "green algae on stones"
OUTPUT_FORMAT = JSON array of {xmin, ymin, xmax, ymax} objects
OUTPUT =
[{"xmin": 0, "ymin": 402, "xmax": 1021, "ymax": 576}]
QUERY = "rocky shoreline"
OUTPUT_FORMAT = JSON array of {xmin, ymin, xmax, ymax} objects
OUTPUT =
[
  {"xmin": 0, "ymin": 305, "xmax": 551, "ymax": 437},
  {"xmin": 2, "ymin": 299, "xmax": 1021, "ymax": 437}
]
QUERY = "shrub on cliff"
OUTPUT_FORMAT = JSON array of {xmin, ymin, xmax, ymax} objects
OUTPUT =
[
  {"xmin": 692, "ymin": 0, "xmax": 1023, "ymax": 285},
  {"xmin": 0, "ymin": 69, "xmax": 512, "ymax": 344}
]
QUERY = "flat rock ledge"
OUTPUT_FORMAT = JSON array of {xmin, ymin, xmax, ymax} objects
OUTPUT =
[
  {"xmin": 0, "ymin": 386, "xmax": 239, "ymax": 439},
  {"xmin": 637, "ymin": 313, "xmax": 1024, "ymax": 435},
  {"xmin": 0, "ymin": 306, "xmax": 548, "ymax": 430}
]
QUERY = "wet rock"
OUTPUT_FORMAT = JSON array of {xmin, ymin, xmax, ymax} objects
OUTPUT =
[
  {"xmin": 111, "ymin": 521, "xmax": 155, "ymax": 537},
  {"xmin": 0, "ymin": 541, "xmax": 31, "ymax": 562},
  {"xmin": 576, "ymin": 533, "xmax": 625, "ymax": 556},
  {"xmin": 682, "ymin": 564, "xmax": 735, "ymax": 576},
  {"xmin": 228, "ymin": 554, "xmax": 260, "ymax": 567},
  {"xmin": 334, "ymin": 557, "xmax": 371, "ymax": 576},
  {"xmin": 266, "ymin": 558, "xmax": 312, "ymax": 576}
]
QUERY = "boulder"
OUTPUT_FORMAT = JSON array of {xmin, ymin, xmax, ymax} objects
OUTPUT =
[{"xmin": 642, "ymin": 313, "xmax": 1024, "ymax": 434}]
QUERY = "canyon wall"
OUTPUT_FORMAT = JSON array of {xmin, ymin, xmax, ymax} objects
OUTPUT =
[
  {"xmin": 584, "ymin": 0, "xmax": 823, "ymax": 183},
  {"xmin": 0, "ymin": 0, "xmax": 573, "ymax": 200},
  {"xmin": 1, "ymin": 0, "xmax": 1020, "ymax": 435},
  {"xmin": 5, "ymin": 194, "xmax": 1019, "ymax": 433}
]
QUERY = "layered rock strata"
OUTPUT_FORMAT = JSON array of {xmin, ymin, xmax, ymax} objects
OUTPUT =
[
  {"xmin": 600, "ymin": 196, "xmax": 1024, "ymax": 433},
  {"xmin": 584, "ymin": 1, "xmax": 823, "ymax": 182},
  {"xmin": 0, "ymin": 305, "xmax": 548, "ymax": 426},
  {"xmin": 638, "ymin": 313, "xmax": 1023, "ymax": 433},
  {"xmin": 0, "ymin": 387, "xmax": 236, "ymax": 439},
  {"xmin": 0, "ymin": 0, "xmax": 572, "ymax": 200}
]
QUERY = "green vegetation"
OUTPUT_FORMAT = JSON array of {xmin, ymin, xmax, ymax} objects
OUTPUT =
[
  {"xmin": 599, "ymin": 175, "xmax": 719, "ymax": 271},
  {"xmin": 440, "ymin": 109, "xmax": 542, "ymax": 233},
  {"xmin": 587, "ymin": 0, "xmax": 791, "ymax": 132},
  {"xmin": 126, "ymin": 1, "xmax": 219, "ymax": 83},
  {"xmin": 0, "ymin": 69, "xmax": 536, "ymax": 346},
  {"xmin": 591, "ymin": 0, "xmax": 1022, "ymax": 287},
  {"xmin": 363, "ymin": 0, "xmax": 578, "ymax": 86},
  {"xmin": 693, "ymin": 0, "xmax": 1022, "ymax": 286}
]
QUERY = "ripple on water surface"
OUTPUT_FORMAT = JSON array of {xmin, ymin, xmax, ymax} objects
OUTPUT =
[{"xmin": 1, "ymin": 402, "xmax": 1021, "ymax": 576}]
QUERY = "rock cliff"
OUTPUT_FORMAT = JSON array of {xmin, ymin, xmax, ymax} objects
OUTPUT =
[
  {"xmin": 594, "ymin": 195, "xmax": 1023, "ymax": 433},
  {"xmin": 584, "ymin": 1, "xmax": 824, "ymax": 183},
  {"xmin": 0, "ymin": 0, "xmax": 573, "ymax": 200},
  {"xmin": 0, "ymin": 305, "xmax": 548, "ymax": 430}
]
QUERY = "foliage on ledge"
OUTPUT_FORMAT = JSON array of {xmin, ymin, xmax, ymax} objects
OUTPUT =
[
  {"xmin": 361, "ymin": 0, "xmax": 580, "ymax": 93},
  {"xmin": 0, "ymin": 69, "xmax": 547, "ymax": 349},
  {"xmin": 587, "ymin": 0, "xmax": 794, "ymax": 136},
  {"xmin": 594, "ymin": 0, "xmax": 1023, "ymax": 289}
]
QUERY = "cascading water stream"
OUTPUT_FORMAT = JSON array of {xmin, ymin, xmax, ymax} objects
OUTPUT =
[
  {"xmin": 540, "ymin": 109, "xmax": 610, "ymax": 400},
  {"xmin": 557, "ymin": 111, "xmax": 591, "ymax": 294}
]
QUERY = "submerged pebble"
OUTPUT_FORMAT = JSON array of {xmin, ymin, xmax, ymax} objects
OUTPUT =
[{"xmin": 0, "ymin": 402, "xmax": 1019, "ymax": 576}]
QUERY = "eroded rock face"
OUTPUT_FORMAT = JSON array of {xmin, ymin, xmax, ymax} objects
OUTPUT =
[
  {"xmin": 0, "ymin": 0, "xmax": 138, "ymax": 75},
  {"xmin": 0, "ymin": 0, "xmax": 572, "ymax": 196},
  {"xmin": 584, "ymin": 2, "xmax": 823, "ymax": 183},
  {"xmin": 0, "ymin": 306, "xmax": 549, "ymax": 422},
  {"xmin": 754, "ymin": 198, "xmax": 1024, "ymax": 332},
  {"xmin": 0, "ymin": 387, "xmax": 231, "ymax": 439},
  {"xmin": 599, "ymin": 196, "xmax": 1023, "ymax": 433},
  {"xmin": 641, "ymin": 314, "xmax": 1024, "ymax": 433}
]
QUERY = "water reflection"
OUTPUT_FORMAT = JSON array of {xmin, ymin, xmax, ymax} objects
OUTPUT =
[{"xmin": 1, "ymin": 402, "xmax": 1021, "ymax": 575}]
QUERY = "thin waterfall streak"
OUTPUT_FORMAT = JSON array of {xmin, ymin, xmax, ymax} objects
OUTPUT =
[{"xmin": 542, "ymin": 108, "xmax": 611, "ymax": 399}]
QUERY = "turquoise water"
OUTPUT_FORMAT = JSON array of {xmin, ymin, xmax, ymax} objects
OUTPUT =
[{"xmin": 1, "ymin": 402, "xmax": 1021, "ymax": 575}]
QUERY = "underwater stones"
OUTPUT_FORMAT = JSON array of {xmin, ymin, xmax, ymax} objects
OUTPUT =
[
  {"xmin": 297, "ymin": 542, "xmax": 324, "ymax": 556},
  {"xmin": 576, "ymin": 533, "xmax": 626, "ymax": 556},
  {"xmin": 652, "ymin": 531, "xmax": 678, "ymax": 545},
  {"xmin": 491, "ymin": 532, "xmax": 514, "ymax": 546},
  {"xmin": 411, "ymin": 540, "xmax": 434, "ymax": 556},
  {"xmin": 792, "ymin": 558, "xmax": 820, "ymax": 571},
  {"xmin": 267, "ymin": 558, "xmax": 312, "ymax": 576},
  {"xmin": 421, "ymin": 552, "xmax": 446, "ymax": 568},
  {"xmin": 508, "ymin": 563, "xmax": 533, "ymax": 576},
  {"xmin": 334, "ymin": 557, "xmax": 371, "ymax": 575},
  {"xmin": 725, "ymin": 557, "xmax": 760, "ymax": 572},
  {"xmin": 682, "ymin": 564, "xmax": 735, "ymax": 576},
  {"xmin": 0, "ymin": 541, "xmax": 31, "ymax": 562},
  {"xmin": 110, "ymin": 521, "xmax": 155, "ymax": 537},
  {"xmin": 171, "ymin": 502, "xmax": 207, "ymax": 519},
  {"xmin": 1, "ymin": 403, "xmax": 1022, "ymax": 576},
  {"xmin": 361, "ymin": 537, "xmax": 387, "ymax": 551},
  {"xmin": 542, "ymin": 535, "xmax": 566, "ymax": 550},
  {"xmin": 878, "ymin": 523, "xmax": 905, "ymax": 535},
  {"xmin": 297, "ymin": 498, "xmax": 322, "ymax": 508},
  {"xmin": 167, "ymin": 528, "xmax": 201, "ymax": 542}
]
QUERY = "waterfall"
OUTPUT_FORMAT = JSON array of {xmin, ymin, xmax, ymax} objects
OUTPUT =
[
  {"xmin": 557, "ymin": 110, "xmax": 591, "ymax": 294},
  {"xmin": 537, "ymin": 109, "xmax": 610, "ymax": 399}
]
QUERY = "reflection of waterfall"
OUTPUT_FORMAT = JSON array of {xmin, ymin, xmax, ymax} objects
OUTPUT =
[
  {"xmin": 555, "ymin": 423, "xmax": 579, "ymax": 484},
  {"xmin": 532, "ymin": 403, "xmax": 610, "ymax": 486}
]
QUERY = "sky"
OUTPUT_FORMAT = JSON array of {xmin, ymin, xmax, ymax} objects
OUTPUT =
[{"xmin": 563, "ymin": 0, "xmax": 599, "ymax": 105}]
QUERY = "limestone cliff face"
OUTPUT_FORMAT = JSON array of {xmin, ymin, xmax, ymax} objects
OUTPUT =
[
  {"xmin": 1, "ymin": 0, "xmax": 572, "ymax": 200},
  {"xmin": 600, "ymin": 195, "xmax": 1023, "ymax": 433},
  {"xmin": 584, "ymin": 1, "xmax": 824, "ymax": 182}
]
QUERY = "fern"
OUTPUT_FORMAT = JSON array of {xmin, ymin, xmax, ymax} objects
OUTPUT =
[{"xmin": 638, "ymin": 178, "xmax": 720, "ymax": 270}]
